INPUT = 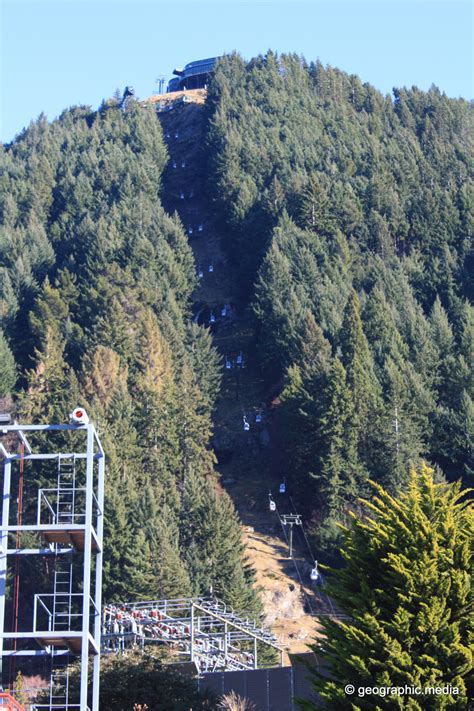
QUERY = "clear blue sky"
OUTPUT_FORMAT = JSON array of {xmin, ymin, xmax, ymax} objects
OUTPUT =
[{"xmin": 1, "ymin": 0, "xmax": 472, "ymax": 143}]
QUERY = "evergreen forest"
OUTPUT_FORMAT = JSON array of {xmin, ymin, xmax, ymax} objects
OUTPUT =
[
  {"xmin": 0, "ymin": 100, "xmax": 259, "ymax": 613},
  {"xmin": 205, "ymin": 52, "xmax": 473, "ymax": 550},
  {"xmin": 0, "ymin": 50, "xmax": 472, "ymax": 708}
]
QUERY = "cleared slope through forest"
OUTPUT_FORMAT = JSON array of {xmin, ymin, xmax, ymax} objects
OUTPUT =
[{"xmin": 157, "ymin": 100, "xmax": 324, "ymax": 655}]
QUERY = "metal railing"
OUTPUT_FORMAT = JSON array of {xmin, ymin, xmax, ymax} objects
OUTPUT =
[
  {"xmin": 34, "ymin": 593, "xmax": 100, "ymax": 634},
  {"xmin": 37, "ymin": 488, "xmax": 101, "ymax": 526},
  {"xmin": 32, "ymin": 706, "xmax": 90, "ymax": 710},
  {"xmin": 102, "ymin": 596, "xmax": 284, "ymax": 673},
  {"xmin": 0, "ymin": 693, "xmax": 25, "ymax": 710}
]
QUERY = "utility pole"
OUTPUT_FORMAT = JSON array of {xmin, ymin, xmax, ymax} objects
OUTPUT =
[
  {"xmin": 281, "ymin": 514, "xmax": 302, "ymax": 558},
  {"xmin": 155, "ymin": 75, "xmax": 166, "ymax": 94}
]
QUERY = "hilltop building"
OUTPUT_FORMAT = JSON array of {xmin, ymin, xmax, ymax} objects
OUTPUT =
[{"xmin": 167, "ymin": 57, "xmax": 220, "ymax": 92}]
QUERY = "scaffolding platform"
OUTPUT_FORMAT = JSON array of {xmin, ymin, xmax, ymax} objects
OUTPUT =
[
  {"xmin": 36, "ymin": 632, "xmax": 98, "ymax": 656},
  {"xmin": 1, "ymin": 418, "xmax": 105, "ymax": 710},
  {"xmin": 1, "ymin": 632, "xmax": 98, "ymax": 656},
  {"xmin": 40, "ymin": 526, "xmax": 101, "ymax": 553},
  {"xmin": 5, "ymin": 524, "xmax": 101, "ymax": 553}
]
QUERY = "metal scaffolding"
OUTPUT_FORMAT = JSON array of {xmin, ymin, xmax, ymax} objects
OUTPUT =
[
  {"xmin": 102, "ymin": 596, "xmax": 285, "ymax": 673},
  {"xmin": 0, "ymin": 416, "xmax": 105, "ymax": 711}
]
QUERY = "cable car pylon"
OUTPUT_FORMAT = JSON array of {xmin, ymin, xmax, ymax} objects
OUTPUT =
[{"xmin": 280, "ymin": 514, "xmax": 302, "ymax": 558}]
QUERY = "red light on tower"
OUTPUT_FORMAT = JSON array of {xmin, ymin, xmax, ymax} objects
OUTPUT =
[{"xmin": 70, "ymin": 408, "xmax": 89, "ymax": 425}]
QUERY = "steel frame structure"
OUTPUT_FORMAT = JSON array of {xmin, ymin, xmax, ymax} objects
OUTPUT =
[
  {"xmin": 280, "ymin": 514, "xmax": 302, "ymax": 559},
  {"xmin": 0, "ymin": 420, "xmax": 105, "ymax": 711},
  {"xmin": 102, "ymin": 597, "xmax": 285, "ymax": 673}
]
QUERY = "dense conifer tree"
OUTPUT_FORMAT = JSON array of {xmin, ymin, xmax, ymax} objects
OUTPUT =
[
  {"xmin": 1, "ymin": 100, "xmax": 261, "ymax": 617},
  {"xmin": 206, "ymin": 53, "xmax": 472, "ymax": 534},
  {"xmin": 20, "ymin": 325, "xmax": 80, "ymax": 423},
  {"xmin": 55, "ymin": 652, "xmax": 214, "ymax": 710},
  {"xmin": 0, "ymin": 328, "xmax": 16, "ymax": 396},
  {"xmin": 304, "ymin": 466, "xmax": 473, "ymax": 710},
  {"xmin": 314, "ymin": 358, "xmax": 365, "ymax": 546},
  {"xmin": 1, "ymin": 50, "xmax": 472, "ymax": 641},
  {"xmin": 299, "ymin": 173, "xmax": 335, "ymax": 236}
]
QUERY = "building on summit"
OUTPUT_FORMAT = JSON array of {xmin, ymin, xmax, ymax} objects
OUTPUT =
[{"xmin": 167, "ymin": 57, "xmax": 220, "ymax": 92}]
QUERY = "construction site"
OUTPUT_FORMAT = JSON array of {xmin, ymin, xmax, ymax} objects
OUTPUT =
[{"xmin": 0, "ymin": 63, "xmax": 338, "ymax": 711}]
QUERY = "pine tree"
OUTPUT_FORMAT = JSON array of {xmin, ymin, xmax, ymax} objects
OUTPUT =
[
  {"xmin": 82, "ymin": 345, "xmax": 129, "ymax": 412},
  {"xmin": 185, "ymin": 484, "xmax": 261, "ymax": 615},
  {"xmin": 102, "ymin": 496, "xmax": 136, "ymax": 601},
  {"xmin": 303, "ymin": 465, "xmax": 473, "ymax": 710},
  {"xmin": 131, "ymin": 486, "xmax": 192, "ymax": 599},
  {"xmin": 186, "ymin": 322, "xmax": 222, "ymax": 409},
  {"xmin": 339, "ymin": 289, "xmax": 382, "ymax": 469},
  {"xmin": 299, "ymin": 173, "xmax": 335, "ymax": 236},
  {"xmin": 20, "ymin": 324, "xmax": 80, "ymax": 423},
  {"xmin": 434, "ymin": 391, "xmax": 474, "ymax": 481},
  {"xmin": 458, "ymin": 301, "xmax": 473, "ymax": 398},
  {"xmin": 253, "ymin": 232, "xmax": 304, "ymax": 376},
  {"xmin": 279, "ymin": 364, "xmax": 317, "ymax": 494},
  {"xmin": 279, "ymin": 317, "xmax": 332, "ymax": 494},
  {"xmin": 0, "ymin": 267, "xmax": 19, "ymax": 330},
  {"xmin": 101, "ymin": 431, "xmax": 146, "ymax": 601},
  {"xmin": 362, "ymin": 285, "xmax": 408, "ymax": 373},
  {"xmin": 153, "ymin": 521, "xmax": 192, "ymax": 599},
  {"xmin": 370, "ymin": 357, "xmax": 430, "ymax": 491},
  {"xmin": 314, "ymin": 359, "xmax": 364, "ymax": 524},
  {"xmin": 179, "ymin": 468, "xmax": 206, "ymax": 551},
  {"xmin": 29, "ymin": 278, "xmax": 70, "ymax": 342},
  {"xmin": 0, "ymin": 327, "xmax": 16, "ymax": 396},
  {"xmin": 294, "ymin": 310, "xmax": 331, "ymax": 377},
  {"xmin": 92, "ymin": 296, "xmax": 137, "ymax": 364},
  {"xmin": 121, "ymin": 527, "xmax": 157, "ymax": 599},
  {"xmin": 429, "ymin": 296, "xmax": 458, "ymax": 404}
]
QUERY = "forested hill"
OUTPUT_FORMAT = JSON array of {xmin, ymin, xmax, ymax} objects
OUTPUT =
[
  {"xmin": 203, "ymin": 52, "xmax": 473, "ymax": 550},
  {"xmin": 0, "ymin": 48, "xmax": 472, "ymax": 608},
  {"xmin": 0, "ymin": 103, "xmax": 260, "ymax": 613}
]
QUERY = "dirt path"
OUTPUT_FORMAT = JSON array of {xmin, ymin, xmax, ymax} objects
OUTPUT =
[{"xmin": 158, "ymin": 100, "xmax": 324, "ymax": 656}]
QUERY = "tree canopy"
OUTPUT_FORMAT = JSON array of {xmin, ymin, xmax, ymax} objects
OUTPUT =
[
  {"xmin": 0, "ymin": 98, "xmax": 260, "ymax": 614},
  {"xmin": 204, "ymin": 51, "xmax": 473, "ymax": 548},
  {"xmin": 303, "ymin": 466, "xmax": 473, "ymax": 710}
]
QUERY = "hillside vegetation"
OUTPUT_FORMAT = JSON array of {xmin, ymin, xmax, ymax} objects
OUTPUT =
[
  {"xmin": 0, "ymin": 101, "xmax": 260, "ymax": 614},
  {"xmin": 0, "ymin": 50, "xmax": 472, "ymax": 627},
  {"xmin": 205, "ymin": 52, "xmax": 473, "ymax": 551}
]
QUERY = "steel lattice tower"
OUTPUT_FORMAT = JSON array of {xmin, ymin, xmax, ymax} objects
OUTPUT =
[{"xmin": 0, "ymin": 414, "xmax": 105, "ymax": 711}]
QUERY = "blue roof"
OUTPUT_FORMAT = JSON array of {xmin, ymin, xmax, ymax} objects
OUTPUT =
[{"xmin": 183, "ymin": 57, "xmax": 220, "ymax": 78}]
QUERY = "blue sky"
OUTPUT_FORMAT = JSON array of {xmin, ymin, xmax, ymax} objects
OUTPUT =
[{"xmin": 1, "ymin": 0, "xmax": 472, "ymax": 143}]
